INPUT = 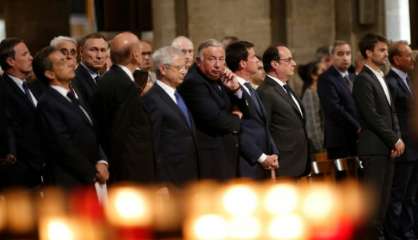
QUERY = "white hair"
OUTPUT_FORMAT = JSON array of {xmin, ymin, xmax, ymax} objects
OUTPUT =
[
  {"xmin": 171, "ymin": 36, "xmax": 193, "ymax": 49},
  {"xmin": 152, "ymin": 46, "xmax": 184, "ymax": 74},
  {"xmin": 50, "ymin": 36, "xmax": 77, "ymax": 48},
  {"xmin": 197, "ymin": 39, "xmax": 223, "ymax": 60}
]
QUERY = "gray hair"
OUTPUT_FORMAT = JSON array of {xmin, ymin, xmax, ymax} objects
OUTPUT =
[
  {"xmin": 171, "ymin": 36, "xmax": 193, "ymax": 49},
  {"xmin": 50, "ymin": 36, "xmax": 77, "ymax": 48},
  {"xmin": 152, "ymin": 46, "xmax": 184, "ymax": 76},
  {"xmin": 197, "ymin": 39, "xmax": 223, "ymax": 60}
]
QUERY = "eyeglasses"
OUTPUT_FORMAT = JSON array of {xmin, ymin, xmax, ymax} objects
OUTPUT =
[
  {"xmin": 59, "ymin": 48, "xmax": 77, "ymax": 57},
  {"xmin": 165, "ymin": 64, "xmax": 187, "ymax": 71},
  {"xmin": 278, "ymin": 57, "xmax": 294, "ymax": 63}
]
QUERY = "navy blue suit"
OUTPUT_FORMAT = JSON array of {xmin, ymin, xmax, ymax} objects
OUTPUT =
[
  {"xmin": 37, "ymin": 87, "xmax": 105, "ymax": 188},
  {"xmin": 143, "ymin": 84, "xmax": 199, "ymax": 185},
  {"xmin": 317, "ymin": 66, "xmax": 360, "ymax": 158},
  {"xmin": 0, "ymin": 74, "xmax": 44, "ymax": 189},
  {"xmin": 238, "ymin": 83, "xmax": 278, "ymax": 179},
  {"xmin": 384, "ymin": 69, "xmax": 418, "ymax": 240},
  {"xmin": 178, "ymin": 64, "xmax": 241, "ymax": 180},
  {"xmin": 72, "ymin": 64, "xmax": 98, "ymax": 111}
]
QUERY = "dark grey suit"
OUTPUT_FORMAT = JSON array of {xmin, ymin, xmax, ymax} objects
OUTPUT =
[{"xmin": 257, "ymin": 76, "xmax": 310, "ymax": 177}]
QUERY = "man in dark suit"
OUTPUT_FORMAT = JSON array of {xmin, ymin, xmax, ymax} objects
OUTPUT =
[
  {"xmin": 178, "ymin": 39, "xmax": 242, "ymax": 180},
  {"xmin": 257, "ymin": 44, "xmax": 310, "ymax": 178},
  {"xmin": 383, "ymin": 41, "xmax": 418, "ymax": 240},
  {"xmin": 72, "ymin": 33, "xmax": 109, "ymax": 110},
  {"xmin": 143, "ymin": 46, "xmax": 199, "ymax": 185},
  {"xmin": 353, "ymin": 33, "xmax": 405, "ymax": 239},
  {"xmin": 0, "ymin": 38, "xmax": 44, "ymax": 189},
  {"xmin": 225, "ymin": 41, "xmax": 278, "ymax": 180},
  {"xmin": 318, "ymin": 41, "xmax": 361, "ymax": 159},
  {"xmin": 92, "ymin": 32, "xmax": 155, "ymax": 184},
  {"xmin": 33, "ymin": 46, "xmax": 108, "ymax": 188}
]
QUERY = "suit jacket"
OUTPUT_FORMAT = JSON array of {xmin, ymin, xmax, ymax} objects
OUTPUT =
[
  {"xmin": 353, "ymin": 66, "xmax": 400, "ymax": 156},
  {"xmin": 143, "ymin": 84, "xmax": 199, "ymax": 185},
  {"xmin": 257, "ymin": 76, "xmax": 310, "ymax": 177},
  {"xmin": 92, "ymin": 64, "xmax": 155, "ymax": 184},
  {"xmin": 0, "ymin": 74, "xmax": 44, "ymax": 188},
  {"xmin": 317, "ymin": 66, "xmax": 360, "ymax": 150},
  {"xmin": 72, "ymin": 64, "xmax": 97, "ymax": 111},
  {"xmin": 178, "ymin": 64, "xmax": 241, "ymax": 180},
  {"xmin": 238, "ymin": 83, "xmax": 279, "ymax": 179},
  {"xmin": 386, "ymin": 69, "xmax": 418, "ymax": 161},
  {"xmin": 37, "ymin": 87, "xmax": 105, "ymax": 187}
]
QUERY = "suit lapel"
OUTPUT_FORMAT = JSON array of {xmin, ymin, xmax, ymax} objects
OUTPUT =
[
  {"xmin": 266, "ymin": 77, "xmax": 303, "ymax": 120},
  {"xmin": 154, "ymin": 84, "xmax": 192, "ymax": 129},
  {"xmin": 364, "ymin": 67, "xmax": 394, "ymax": 110},
  {"xmin": 390, "ymin": 70, "xmax": 411, "ymax": 96},
  {"xmin": 3, "ymin": 75, "xmax": 36, "ymax": 110}
]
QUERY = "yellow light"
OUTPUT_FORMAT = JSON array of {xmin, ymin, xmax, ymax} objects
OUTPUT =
[
  {"xmin": 268, "ymin": 214, "xmax": 306, "ymax": 239},
  {"xmin": 222, "ymin": 184, "xmax": 258, "ymax": 216},
  {"xmin": 105, "ymin": 186, "xmax": 152, "ymax": 227},
  {"xmin": 191, "ymin": 214, "xmax": 227, "ymax": 240},
  {"xmin": 0, "ymin": 196, "xmax": 5, "ymax": 231},
  {"xmin": 302, "ymin": 184, "xmax": 338, "ymax": 222},
  {"xmin": 5, "ymin": 190, "xmax": 35, "ymax": 233},
  {"xmin": 227, "ymin": 216, "xmax": 261, "ymax": 239},
  {"xmin": 264, "ymin": 183, "xmax": 299, "ymax": 215},
  {"xmin": 40, "ymin": 218, "xmax": 76, "ymax": 240}
]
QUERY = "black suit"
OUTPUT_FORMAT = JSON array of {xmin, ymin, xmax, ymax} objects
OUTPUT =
[
  {"xmin": 143, "ymin": 84, "xmax": 199, "ymax": 185},
  {"xmin": 257, "ymin": 76, "xmax": 310, "ymax": 177},
  {"xmin": 238, "ymin": 81, "xmax": 278, "ymax": 179},
  {"xmin": 37, "ymin": 87, "xmax": 105, "ymax": 188},
  {"xmin": 178, "ymin": 64, "xmax": 241, "ymax": 180},
  {"xmin": 384, "ymin": 69, "xmax": 418, "ymax": 239},
  {"xmin": 317, "ymin": 66, "xmax": 360, "ymax": 158},
  {"xmin": 353, "ymin": 66, "xmax": 400, "ymax": 236},
  {"xmin": 72, "ymin": 64, "xmax": 98, "ymax": 111},
  {"xmin": 0, "ymin": 74, "xmax": 44, "ymax": 189},
  {"xmin": 92, "ymin": 65, "xmax": 155, "ymax": 184}
]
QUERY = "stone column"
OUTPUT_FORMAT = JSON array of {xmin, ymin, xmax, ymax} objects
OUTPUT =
[{"xmin": 152, "ymin": 0, "xmax": 177, "ymax": 48}]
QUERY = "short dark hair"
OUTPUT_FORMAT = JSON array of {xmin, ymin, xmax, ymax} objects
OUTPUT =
[
  {"xmin": 32, "ymin": 46, "xmax": 56, "ymax": 85},
  {"xmin": 358, "ymin": 33, "xmax": 388, "ymax": 59},
  {"xmin": 0, "ymin": 37, "xmax": 24, "ymax": 71},
  {"xmin": 331, "ymin": 40, "xmax": 350, "ymax": 54},
  {"xmin": 388, "ymin": 40, "xmax": 409, "ymax": 65},
  {"xmin": 262, "ymin": 43, "xmax": 285, "ymax": 73},
  {"xmin": 79, "ymin": 32, "xmax": 108, "ymax": 48},
  {"xmin": 225, "ymin": 41, "xmax": 254, "ymax": 72}
]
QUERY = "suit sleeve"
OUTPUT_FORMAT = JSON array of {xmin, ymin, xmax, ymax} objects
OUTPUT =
[
  {"xmin": 317, "ymin": 75, "xmax": 360, "ymax": 131},
  {"xmin": 353, "ymin": 76, "xmax": 399, "ymax": 148},
  {"xmin": 180, "ymin": 80, "xmax": 240, "ymax": 134},
  {"xmin": 38, "ymin": 103, "xmax": 96, "ymax": 183}
]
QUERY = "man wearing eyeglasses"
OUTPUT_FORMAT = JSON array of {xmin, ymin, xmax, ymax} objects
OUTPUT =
[
  {"xmin": 143, "ymin": 46, "xmax": 199, "ymax": 185},
  {"xmin": 257, "ymin": 44, "xmax": 310, "ymax": 179},
  {"xmin": 72, "ymin": 33, "xmax": 109, "ymax": 111}
]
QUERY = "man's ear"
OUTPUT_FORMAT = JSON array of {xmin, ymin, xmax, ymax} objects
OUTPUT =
[
  {"xmin": 271, "ymin": 60, "xmax": 279, "ymax": 69},
  {"xmin": 44, "ymin": 70, "xmax": 55, "ymax": 80},
  {"xmin": 365, "ymin": 49, "xmax": 373, "ymax": 59},
  {"xmin": 159, "ymin": 64, "xmax": 167, "ymax": 76},
  {"xmin": 239, "ymin": 59, "xmax": 246, "ymax": 70},
  {"xmin": 6, "ymin": 57, "xmax": 15, "ymax": 68}
]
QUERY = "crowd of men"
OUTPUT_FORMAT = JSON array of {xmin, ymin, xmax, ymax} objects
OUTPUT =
[{"xmin": 0, "ymin": 31, "xmax": 417, "ymax": 239}]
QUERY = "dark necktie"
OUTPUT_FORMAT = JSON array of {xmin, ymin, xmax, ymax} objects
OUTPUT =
[
  {"xmin": 175, "ymin": 91, "xmax": 192, "ymax": 127},
  {"xmin": 244, "ymin": 82, "xmax": 262, "ymax": 114},
  {"xmin": 94, "ymin": 75, "xmax": 100, "ymax": 84},
  {"xmin": 343, "ymin": 75, "xmax": 353, "ymax": 92},
  {"xmin": 67, "ymin": 89, "xmax": 92, "ymax": 124},
  {"xmin": 22, "ymin": 81, "xmax": 35, "ymax": 107},
  {"xmin": 405, "ymin": 76, "xmax": 413, "ymax": 94}
]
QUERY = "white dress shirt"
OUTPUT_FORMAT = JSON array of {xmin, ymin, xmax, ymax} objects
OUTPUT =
[
  {"xmin": 8, "ymin": 74, "xmax": 38, "ymax": 106},
  {"xmin": 156, "ymin": 80, "xmax": 177, "ymax": 103},
  {"xmin": 365, "ymin": 64, "xmax": 391, "ymax": 105},
  {"xmin": 267, "ymin": 74, "xmax": 303, "ymax": 117}
]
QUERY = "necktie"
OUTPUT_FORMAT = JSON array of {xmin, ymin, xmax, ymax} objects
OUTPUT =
[
  {"xmin": 22, "ymin": 81, "xmax": 35, "ymax": 107},
  {"xmin": 283, "ymin": 84, "xmax": 303, "ymax": 117},
  {"xmin": 67, "ymin": 89, "xmax": 92, "ymax": 124},
  {"xmin": 343, "ymin": 75, "xmax": 353, "ymax": 92},
  {"xmin": 94, "ymin": 75, "xmax": 100, "ymax": 84},
  {"xmin": 174, "ymin": 91, "xmax": 192, "ymax": 127},
  {"xmin": 405, "ymin": 76, "xmax": 413, "ymax": 94},
  {"xmin": 244, "ymin": 82, "xmax": 262, "ymax": 114}
]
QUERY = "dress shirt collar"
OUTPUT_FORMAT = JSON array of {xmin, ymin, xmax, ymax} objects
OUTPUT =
[
  {"xmin": 156, "ymin": 80, "xmax": 177, "ymax": 103},
  {"xmin": 80, "ymin": 62, "xmax": 99, "ymax": 79},
  {"xmin": 236, "ymin": 75, "xmax": 251, "ymax": 93},
  {"xmin": 336, "ymin": 69, "xmax": 349, "ymax": 78},
  {"xmin": 365, "ymin": 64, "xmax": 384, "ymax": 78},
  {"xmin": 50, "ymin": 84, "xmax": 79, "ymax": 102},
  {"xmin": 117, "ymin": 64, "xmax": 134, "ymax": 82},
  {"xmin": 8, "ymin": 74, "xmax": 26, "ymax": 91},
  {"xmin": 267, "ymin": 74, "xmax": 286, "ymax": 87},
  {"xmin": 391, "ymin": 67, "xmax": 408, "ymax": 81}
]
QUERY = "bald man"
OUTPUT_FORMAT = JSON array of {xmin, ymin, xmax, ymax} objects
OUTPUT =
[{"xmin": 92, "ymin": 32, "xmax": 155, "ymax": 184}]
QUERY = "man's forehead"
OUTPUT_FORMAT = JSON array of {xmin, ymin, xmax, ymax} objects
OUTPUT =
[
  {"xmin": 278, "ymin": 46, "xmax": 291, "ymax": 56},
  {"xmin": 203, "ymin": 46, "xmax": 224, "ymax": 55}
]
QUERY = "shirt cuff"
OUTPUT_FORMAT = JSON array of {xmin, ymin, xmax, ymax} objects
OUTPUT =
[
  {"xmin": 257, "ymin": 153, "xmax": 267, "ymax": 163},
  {"xmin": 395, "ymin": 138, "xmax": 401, "ymax": 146},
  {"xmin": 97, "ymin": 160, "xmax": 108, "ymax": 165},
  {"xmin": 234, "ymin": 88, "xmax": 243, "ymax": 99}
]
